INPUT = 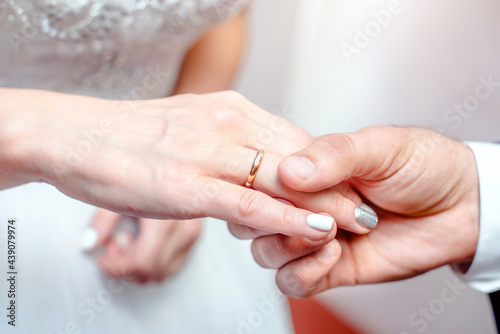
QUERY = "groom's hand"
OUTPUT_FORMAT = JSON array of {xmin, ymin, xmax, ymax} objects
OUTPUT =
[{"xmin": 250, "ymin": 127, "xmax": 480, "ymax": 298}]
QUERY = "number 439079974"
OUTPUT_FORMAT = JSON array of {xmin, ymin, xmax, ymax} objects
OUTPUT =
[{"xmin": 7, "ymin": 221, "xmax": 16, "ymax": 271}]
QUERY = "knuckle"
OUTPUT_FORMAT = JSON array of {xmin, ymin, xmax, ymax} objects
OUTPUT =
[
  {"xmin": 254, "ymin": 235, "xmax": 292, "ymax": 269},
  {"xmin": 237, "ymin": 191, "xmax": 262, "ymax": 220},
  {"xmin": 329, "ymin": 193, "xmax": 345, "ymax": 216},
  {"xmin": 220, "ymin": 90, "xmax": 245, "ymax": 102},
  {"xmin": 268, "ymin": 235, "xmax": 289, "ymax": 263},
  {"xmin": 279, "ymin": 263, "xmax": 316, "ymax": 299},
  {"xmin": 211, "ymin": 106, "xmax": 234, "ymax": 124},
  {"xmin": 279, "ymin": 205, "xmax": 297, "ymax": 233},
  {"xmin": 320, "ymin": 134, "xmax": 356, "ymax": 158},
  {"xmin": 251, "ymin": 239, "xmax": 274, "ymax": 269},
  {"xmin": 180, "ymin": 93, "xmax": 198, "ymax": 102},
  {"xmin": 294, "ymin": 128, "xmax": 313, "ymax": 148}
]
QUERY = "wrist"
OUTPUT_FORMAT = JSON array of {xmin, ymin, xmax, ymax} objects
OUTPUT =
[
  {"xmin": 0, "ymin": 89, "xmax": 52, "ymax": 188},
  {"xmin": 0, "ymin": 89, "xmax": 113, "ymax": 189},
  {"xmin": 453, "ymin": 143, "xmax": 480, "ymax": 268}
]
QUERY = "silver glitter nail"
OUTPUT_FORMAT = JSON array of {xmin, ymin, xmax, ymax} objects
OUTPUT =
[
  {"xmin": 360, "ymin": 203, "xmax": 376, "ymax": 215},
  {"xmin": 355, "ymin": 205, "xmax": 378, "ymax": 229}
]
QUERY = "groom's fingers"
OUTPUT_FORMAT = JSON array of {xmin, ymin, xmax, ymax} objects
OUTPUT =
[
  {"xmin": 251, "ymin": 232, "xmax": 336, "ymax": 269},
  {"xmin": 275, "ymin": 239, "xmax": 342, "ymax": 298},
  {"xmin": 278, "ymin": 127, "xmax": 408, "ymax": 193},
  {"xmin": 199, "ymin": 178, "xmax": 335, "ymax": 241},
  {"xmin": 216, "ymin": 147, "xmax": 374, "ymax": 233},
  {"xmin": 253, "ymin": 153, "xmax": 373, "ymax": 234}
]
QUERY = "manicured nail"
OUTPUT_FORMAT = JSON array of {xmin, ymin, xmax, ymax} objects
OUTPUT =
[
  {"xmin": 284, "ymin": 156, "xmax": 317, "ymax": 180},
  {"xmin": 307, "ymin": 214, "xmax": 334, "ymax": 231},
  {"xmin": 80, "ymin": 228, "xmax": 98, "ymax": 252},
  {"xmin": 355, "ymin": 205, "xmax": 378, "ymax": 229},
  {"xmin": 360, "ymin": 203, "xmax": 376, "ymax": 215},
  {"xmin": 316, "ymin": 240, "xmax": 339, "ymax": 262}
]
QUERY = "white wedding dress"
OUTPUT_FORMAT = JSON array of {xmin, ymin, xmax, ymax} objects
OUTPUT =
[{"xmin": 0, "ymin": 1, "xmax": 293, "ymax": 333}]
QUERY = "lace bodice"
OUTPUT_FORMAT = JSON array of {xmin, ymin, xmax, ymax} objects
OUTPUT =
[{"xmin": 0, "ymin": 0, "xmax": 250, "ymax": 99}]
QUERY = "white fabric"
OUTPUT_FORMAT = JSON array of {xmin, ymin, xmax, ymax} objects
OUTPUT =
[
  {"xmin": 458, "ymin": 142, "xmax": 500, "ymax": 293},
  {"xmin": 0, "ymin": 0, "xmax": 250, "ymax": 99},
  {"xmin": 0, "ymin": 1, "xmax": 294, "ymax": 333}
]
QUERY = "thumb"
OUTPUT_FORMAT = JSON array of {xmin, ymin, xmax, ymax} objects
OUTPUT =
[
  {"xmin": 80, "ymin": 209, "xmax": 122, "ymax": 253},
  {"xmin": 278, "ymin": 127, "xmax": 405, "ymax": 192}
]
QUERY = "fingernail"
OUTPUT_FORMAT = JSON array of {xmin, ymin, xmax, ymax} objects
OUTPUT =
[
  {"xmin": 307, "ymin": 214, "xmax": 334, "ymax": 231},
  {"xmin": 360, "ymin": 203, "xmax": 376, "ymax": 215},
  {"xmin": 316, "ymin": 240, "xmax": 339, "ymax": 262},
  {"xmin": 80, "ymin": 228, "xmax": 98, "ymax": 252},
  {"xmin": 284, "ymin": 156, "xmax": 317, "ymax": 180},
  {"xmin": 355, "ymin": 205, "xmax": 378, "ymax": 229}
]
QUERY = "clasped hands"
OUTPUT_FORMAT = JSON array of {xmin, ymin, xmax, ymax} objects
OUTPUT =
[{"xmin": 48, "ymin": 91, "xmax": 479, "ymax": 295}]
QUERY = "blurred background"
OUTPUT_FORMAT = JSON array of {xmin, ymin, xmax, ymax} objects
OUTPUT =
[{"xmin": 235, "ymin": 0, "xmax": 500, "ymax": 333}]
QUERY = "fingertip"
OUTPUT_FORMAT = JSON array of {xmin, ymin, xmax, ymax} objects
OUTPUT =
[
  {"xmin": 316, "ymin": 239, "xmax": 341, "ymax": 263},
  {"xmin": 80, "ymin": 227, "xmax": 99, "ymax": 253},
  {"xmin": 354, "ymin": 204, "xmax": 379, "ymax": 230},
  {"xmin": 306, "ymin": 214, "xmax": 335, "ymax": 233},
  {"xmin": 278, "ymin": 157, "xmax": 307, "ymax": 192},
  {"xmin": 275, "ymin": 239, "xmax": 342, "ymax": 298},
  {"xmin": 286, "ymin": 208, "xmax": 334, "ymax": 242}
]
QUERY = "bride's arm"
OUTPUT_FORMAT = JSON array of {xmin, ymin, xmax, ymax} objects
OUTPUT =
[
  {"xmin": 0, "ymin": 88, "xmax": 346, "ymax": 239},
  {"xmin": 173, "ymin": 13, "xmax": 247, "ymax": 94}
]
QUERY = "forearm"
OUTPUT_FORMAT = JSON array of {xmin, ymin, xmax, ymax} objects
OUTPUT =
[
  {"xmin": 173, "ymin": 13, "xmax": 247, "ymax": 94},
  {"xmin": 0, "ymin": 88, "xmax": 111, "ymax": 190}
]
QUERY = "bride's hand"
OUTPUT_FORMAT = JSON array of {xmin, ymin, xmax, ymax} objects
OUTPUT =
[
  {"xmin": 4, "ymin": 89, "xmax": 370, "ymax": 239},
  {"xmin": 82, "ymin": 209, "xmax": 201, "ymax": 283}
]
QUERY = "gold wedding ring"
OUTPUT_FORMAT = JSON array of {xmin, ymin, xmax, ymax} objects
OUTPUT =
[{"xmin": 245, "ymin": 149, "xmax": 265, "ymax": 188}]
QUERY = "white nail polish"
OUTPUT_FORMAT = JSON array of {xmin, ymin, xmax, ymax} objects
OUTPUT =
[
  {"xmin": 306, "ymin": 214, "xmax": 334, "ymax": 231},
  {"xmin": 80, "ymin": 228, "xmax": 98, "ymax": 252}
]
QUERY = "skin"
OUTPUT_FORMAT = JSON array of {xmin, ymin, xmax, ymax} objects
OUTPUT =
[
  {"xmin": 0, "ymin": 85, "xmax": 377, "ymax": 245},
  {"xmin": 238, "ymin": 126, "xmax": 480, "ymax": 298},
  {"xmin": 91, "ymin": 13, "xmax": 248, "ymax": 283}
]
